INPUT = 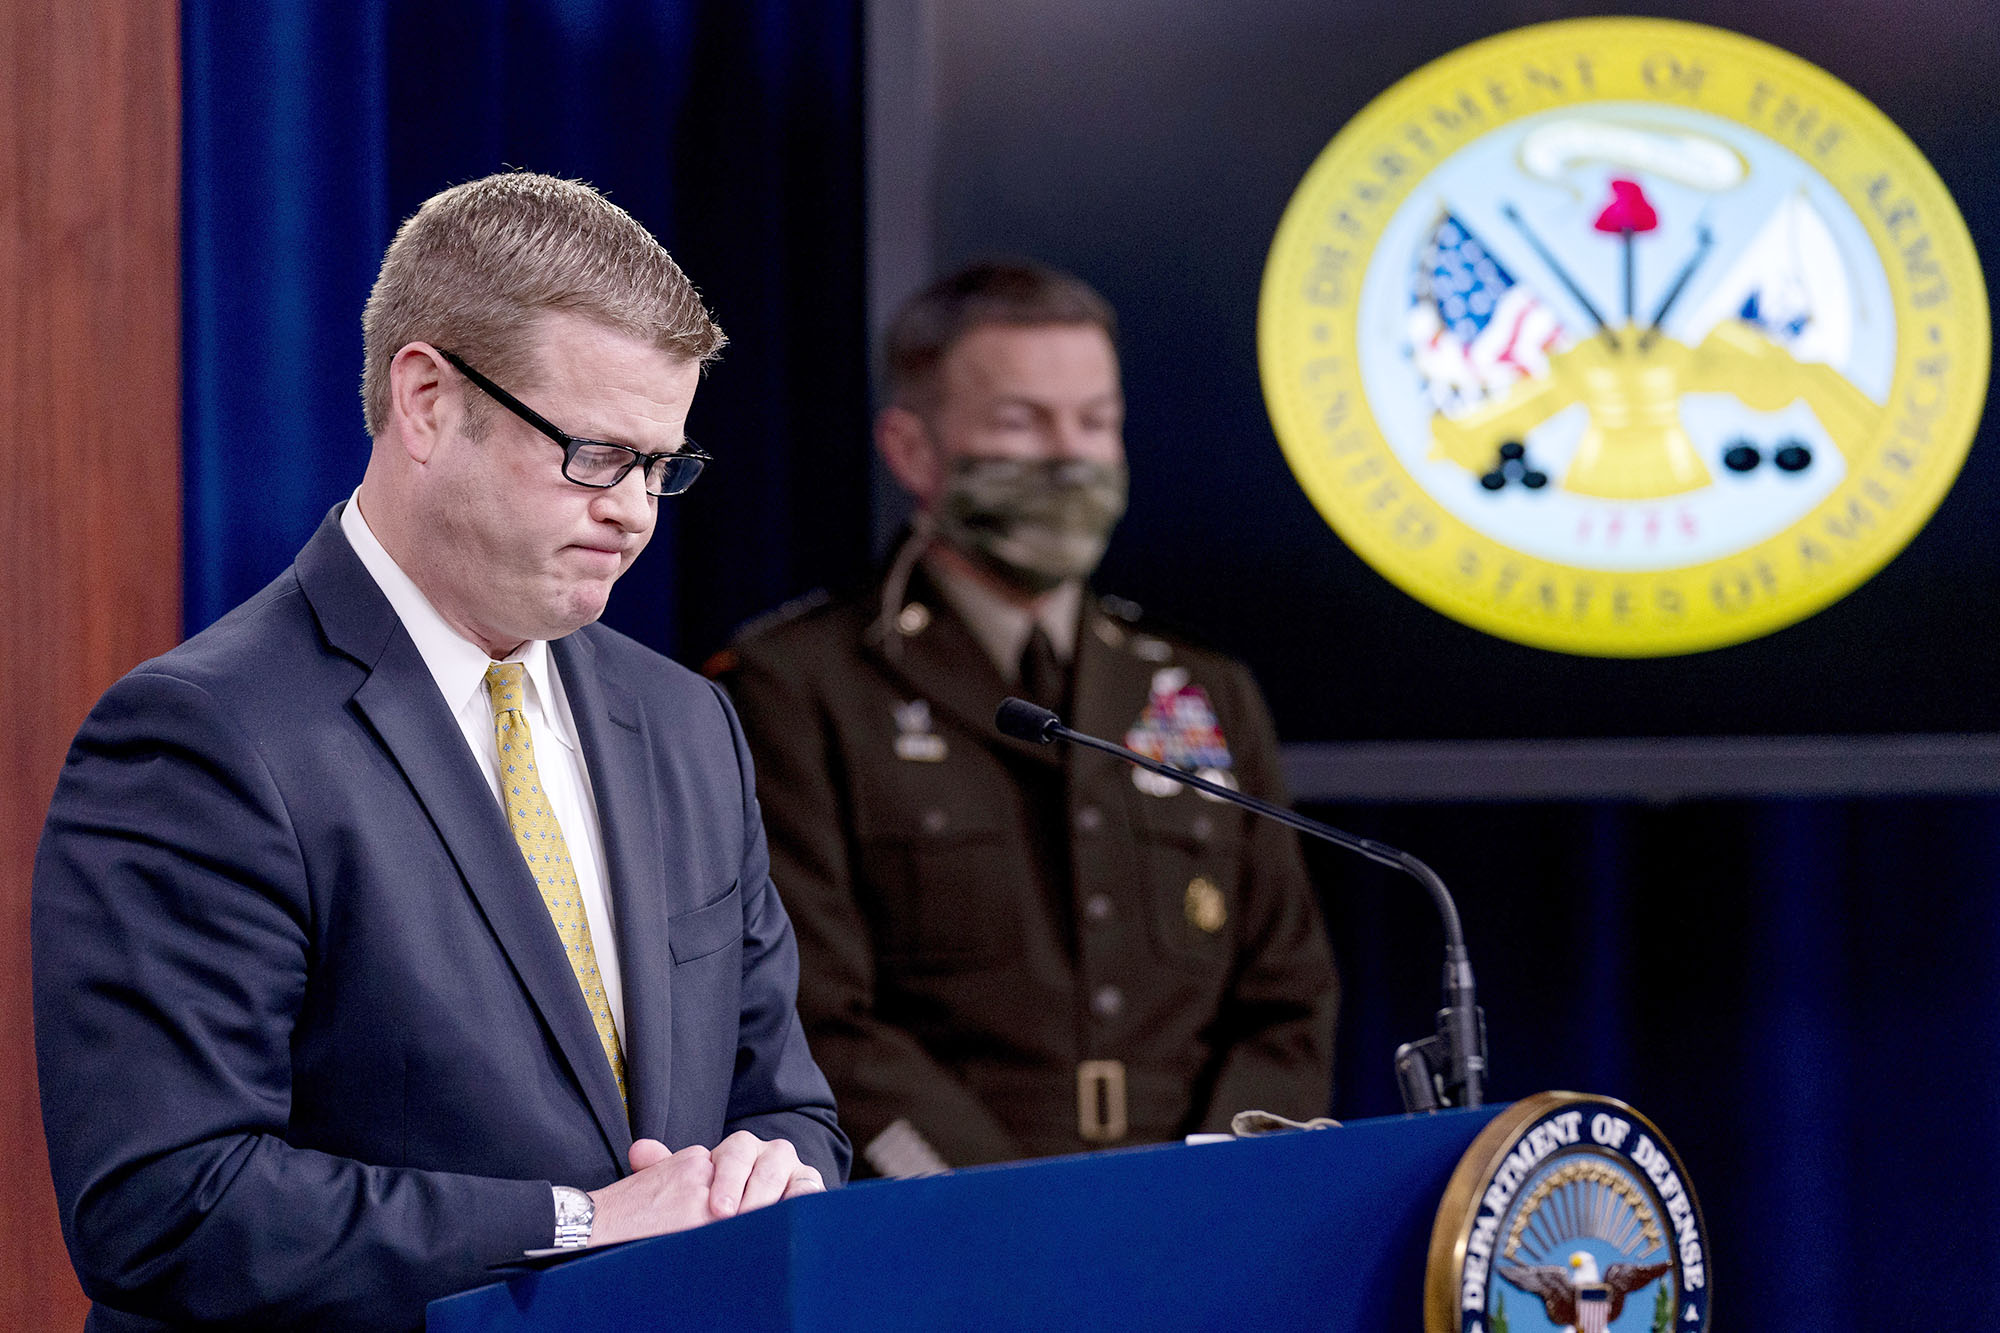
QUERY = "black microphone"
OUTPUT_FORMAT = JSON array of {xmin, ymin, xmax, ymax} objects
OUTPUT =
[
  {"xmin": 997, "ymin": 697, "xmax": 1487, "ymax": 1112},
  {"xmin": 995, "ymin": 697, "xmax": 1063, "ymax": 745}
]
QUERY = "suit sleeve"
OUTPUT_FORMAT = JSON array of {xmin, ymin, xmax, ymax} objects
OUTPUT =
[
  {"xmin": 33, "ymin": 671, "xmax": 553, "ymax": 1331},
  {"xmin": 1194, "ymin": 664, "xmax": 1339, "ymax": 1130},
  {"xmin": 720, "ymin": 643, "xmax": 1027, "ymax": 1169},
  {"xmin": 705, "ymin": 679, "xmax": 852, "ymax": 1183}
]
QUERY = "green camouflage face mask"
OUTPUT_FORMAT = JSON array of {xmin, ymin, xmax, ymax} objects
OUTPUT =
[{"xmin": 933, "ymin": 456, "xmax": 1129, "ymax": 595}]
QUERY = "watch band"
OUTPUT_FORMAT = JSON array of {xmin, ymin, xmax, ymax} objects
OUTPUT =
[{"xmin": 551, "ymin": 1184, "xmax": 595, "ymax": 1249}]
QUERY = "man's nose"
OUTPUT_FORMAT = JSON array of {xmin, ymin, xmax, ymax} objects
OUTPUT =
[
  {"xmin": 592, "ymin": 464, "xmax": 656, "ymax": 531},
  {"xmin": 1046, "ymin": 417, "xmax": 1117, "ymax": 462}
]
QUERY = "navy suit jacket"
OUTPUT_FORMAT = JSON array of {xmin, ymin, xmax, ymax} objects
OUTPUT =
[{"xmin": 33, "ymin": 509, "xmax": 849, "ymax": 1331}]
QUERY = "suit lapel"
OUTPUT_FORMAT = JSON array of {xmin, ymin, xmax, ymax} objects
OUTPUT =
[
  {"xmin": 866, "ymin": 573, "xmax": 1060, "ymax": 768},
  {"xmin": 297, "ymin": 509, "xmax": 631, "ymax": 1167},
  {"xmin": 1069, "ymin": 605, "xmax": 1161, "ymax": 790},
  {"xmin": 551, "ymin": 632, "xmax": 675, "ymax": 1145},
  {"xmin": 1070, "ymin": 607, "xmax": 1161, "ymax": 743}
]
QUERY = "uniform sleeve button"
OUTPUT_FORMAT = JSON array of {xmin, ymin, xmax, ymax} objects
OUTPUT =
[
  {"xmin": 1091, "ymin": 985, "xmax": 1124, "ymax": 1018},
  {"xmin": 1085, "ymin": 893, "xmax": 1113, "ymax": 922},
  {"xmin": 921, "ymin": 808, "xmax": 948, "ymax": 833},
  {"xmin": 1190, "ymin": 815, "xmax": 1214, "ymax": 841},
  {"xmin": 1075, "ymin": 805, "xmax": 1103, "ymax": 833}
]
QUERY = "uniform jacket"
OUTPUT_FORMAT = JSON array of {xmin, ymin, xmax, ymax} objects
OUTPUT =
[
  {"xmin": 719, "ymin": 566, "xmax": 1335, "ymax": 1168},
  {"xmin": 32, "ymin": 508, "xmax": 847, "ymax": 1332}
]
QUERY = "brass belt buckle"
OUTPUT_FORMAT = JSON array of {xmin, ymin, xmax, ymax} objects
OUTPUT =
[{"xmin": 1077, "ymin": 1059, "xmax": 1128, "ymax": 1143}]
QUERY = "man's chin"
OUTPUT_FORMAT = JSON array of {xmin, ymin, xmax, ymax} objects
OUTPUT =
[
  {"xmin": 508, "ymin": 587, "xmax": 615, "ymax": 645},
  {"xmin": 552, "ymin": 599, "xmax": 614, "ymax": 638}
]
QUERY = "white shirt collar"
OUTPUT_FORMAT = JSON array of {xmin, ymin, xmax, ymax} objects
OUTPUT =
[{"xmin": 339, "ymin": 490, "xmax": 576, "ymax": 752}]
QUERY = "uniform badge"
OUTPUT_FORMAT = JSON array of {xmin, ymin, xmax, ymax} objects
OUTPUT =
[
  {"xmin": 1194, "ymin": 766, "xmax": 1240, "ymax": 804},
  {"xmin": 1125, "ymin": 668, "xmax": 1235, "ymax": 797},
  {"xmin": 1184, "ymin": 876, "xmax": 1227, "ymax": 933},
  {"xmin": 1260, "ymin": 18, "xmax": 1987, "ymax": 657},
  {"xmin": 892, "ymin": 699, "xmax": 947, "ymax": 762},
  {"xmin": 1425, "ymin": 1092, "xmax": 1709, "ymax": 1333}
]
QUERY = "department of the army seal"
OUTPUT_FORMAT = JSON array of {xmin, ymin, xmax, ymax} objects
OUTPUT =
[
  {"xmin": 1259, "ymin": 18, "xmax": 1989, "ymax": 656},
  {"xmin": 1426, "ymin": 1092, "xmax": 1710, "ymax": 1333}
]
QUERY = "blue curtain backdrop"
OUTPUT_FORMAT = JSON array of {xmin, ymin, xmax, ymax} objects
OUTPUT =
[
  {"xmin": 183, "ymin": 0, "xmax": 870, "ymax": 661},
  {"xmin": 181, "ymin": 2, "xmax": 2000, "ymax": 1323}
]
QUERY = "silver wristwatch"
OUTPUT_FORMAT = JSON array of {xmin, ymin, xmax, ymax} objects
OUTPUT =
[{"xmin": 551, "ymin": 1185, "xmax": 595, "ymax": 1249}]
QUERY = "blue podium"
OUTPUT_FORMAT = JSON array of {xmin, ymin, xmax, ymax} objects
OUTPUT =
[{"xmin": 429, "ymin": 1106, "xmax": 1503, "ymax": 1332}]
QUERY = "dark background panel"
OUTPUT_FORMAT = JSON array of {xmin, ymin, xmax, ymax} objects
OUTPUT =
[{"xmin": 929, "ymin": 0, "xmax": 2000, "ymax": 742}]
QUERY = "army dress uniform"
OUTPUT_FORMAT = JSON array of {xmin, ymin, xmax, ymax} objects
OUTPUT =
[{"xmin": 717, "ymin": 563, "xmax": 1336, "ymax": 1172}]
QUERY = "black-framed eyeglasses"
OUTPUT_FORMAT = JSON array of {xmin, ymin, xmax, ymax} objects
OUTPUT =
[{"xmin": 437, "ymin": 348, "xmax": 709, "ymax": 497}]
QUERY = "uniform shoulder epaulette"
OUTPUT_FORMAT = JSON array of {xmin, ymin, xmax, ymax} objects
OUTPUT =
[
  {"xmin": 1092, "ymin": 591, "xmax": 1227, "ymax": 660},
  {"xmin": 731, "ymin": 588, "xmax": 834, "ymax": 644},
  {"xmin": 1096, "ymin": 593, "xmax": 1145, "ymax": 624},
  {"xmin": 705, "ymin": 589, "xmax": 840, "ymax": 680}
]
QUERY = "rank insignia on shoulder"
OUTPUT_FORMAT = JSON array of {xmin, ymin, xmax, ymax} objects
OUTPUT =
[
  {"xmin": 1124, "ymin": 671, "xmax": 1234, "ymax": 797},
  {"xmin": 892, "ymin": 699, "xmax": 947, "ymax": 762}
]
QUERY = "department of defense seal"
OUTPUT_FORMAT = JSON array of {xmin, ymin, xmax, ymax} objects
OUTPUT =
[
  {"xmin": 1426, "ymin": 1092, "xmax": 1710, "ymax": 1333},
  {"xmin": 1259, "ymin": 19, "xmax": 1989, "ymax": 656}
]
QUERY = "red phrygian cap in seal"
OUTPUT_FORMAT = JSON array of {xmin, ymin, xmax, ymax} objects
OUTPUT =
[{"xmin": 1595, "ymin": 178, "xmax": 1659, "ymax": 233}]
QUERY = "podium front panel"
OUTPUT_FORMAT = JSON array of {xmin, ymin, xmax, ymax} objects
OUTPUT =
[{"xmin": 430, "ymin": 1106, "xmax": 1503, "ymax": 1332}]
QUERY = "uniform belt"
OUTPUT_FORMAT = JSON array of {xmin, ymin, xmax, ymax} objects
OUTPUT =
[
  {"xmin": 958, "ymin": 1063, "xmax": 1197, "ymax": 1144},
  {"xmin": 1077, "ymin": 1059, "xmax": 1126, "ymax": 1142}
]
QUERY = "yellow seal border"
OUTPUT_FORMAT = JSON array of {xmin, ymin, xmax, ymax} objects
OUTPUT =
[{"xmin": 1259, "ymin": 18, "xmax": 1990, "ymax": 657}]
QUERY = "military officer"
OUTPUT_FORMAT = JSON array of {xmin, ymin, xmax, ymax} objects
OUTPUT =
[{"xmin": 717, "ymin": 260, "xmax": 1336, "ymax": 1174}]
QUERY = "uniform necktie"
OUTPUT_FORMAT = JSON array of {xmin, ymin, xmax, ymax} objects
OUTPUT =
[
  {"xmin": 1019, "ymin": 625, "xmax": 1067, "ymax": 715},
  {"xmin": 485, "ymin": 663, "xmax": 627, "ymax": 1108}
]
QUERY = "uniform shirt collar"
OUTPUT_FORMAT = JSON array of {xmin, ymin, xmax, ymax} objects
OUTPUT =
[
  {"xmin": 921, "ymin": 551, "xmax": 1082, "ymax": 682},
  {"xmin": 339, "ymin": 490, "xmax": 577, "ymax": 752}
]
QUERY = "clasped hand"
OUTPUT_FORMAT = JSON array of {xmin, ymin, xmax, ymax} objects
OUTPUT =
[{"xmin": 587, "ymin": 1131, "xmax": 825, "ymax": 1246}]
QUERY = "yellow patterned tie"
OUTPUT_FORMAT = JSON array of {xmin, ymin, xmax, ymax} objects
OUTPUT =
[{"xmin": 485, "ymin": 663, "xmax": 627, "ymax": 1109}]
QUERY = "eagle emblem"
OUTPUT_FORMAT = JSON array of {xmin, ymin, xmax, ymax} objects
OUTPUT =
[{"xmin": 1500, "ymin": 1251, "xmax": 1671, "ymax": 1332}]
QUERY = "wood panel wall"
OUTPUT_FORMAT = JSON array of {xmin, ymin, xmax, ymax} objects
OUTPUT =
[{"xmin": 1, "ymin": 2, "xmax": 181, "ymax": 1324}]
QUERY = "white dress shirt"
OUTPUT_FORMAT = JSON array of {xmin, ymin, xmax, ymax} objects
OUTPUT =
[{"xmin": 340, "ymin": 493, "xmax": 625, "ymax": 1043}]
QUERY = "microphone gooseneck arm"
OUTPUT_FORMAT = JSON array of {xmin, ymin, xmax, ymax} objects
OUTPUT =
[{"xmin": 995, "ymin": 697, "xmax": 1486, "ymax": 1111}]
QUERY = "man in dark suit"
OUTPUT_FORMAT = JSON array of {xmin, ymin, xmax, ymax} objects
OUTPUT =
[
  {"xmin": 718, "ymin": 262, "xmax": 1334, "ymax": 1175},
  {"xmin": 33, "ymin": 173, "xmax": 847, "ymax": 1331}
]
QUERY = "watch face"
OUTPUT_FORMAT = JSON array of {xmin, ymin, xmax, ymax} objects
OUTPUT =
[{"xmin": 553, "ymin": 1185, "xmax": 594, "ymax": 1245}]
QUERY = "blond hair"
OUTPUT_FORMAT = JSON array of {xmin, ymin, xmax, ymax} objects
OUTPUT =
[{"xmin": 360, "ymin": 172, "xmax": 725, "ymax": 436}]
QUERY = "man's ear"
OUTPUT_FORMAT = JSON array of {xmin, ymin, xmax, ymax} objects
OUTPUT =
[
  {"xmin": 386, "ymin": 343, "xmax": 452, "ymax": 462},
  {"xmin": 876, "ymin": 405, "xmax": 943, "ymax": 507}
]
